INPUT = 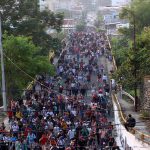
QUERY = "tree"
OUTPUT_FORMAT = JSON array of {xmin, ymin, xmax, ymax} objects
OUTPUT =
[
  {"xmin": 111, "ymin": 37, "xmax": 129, "ymax": 66},
  {"xmin": 76, "ymin": 21, "xmax": 86, "ymax": 32},
  {"xmin": 95, "ymin": 11, "xmax": 103, "ymax": 28},
  {"xmin": 114, "ymin": 28, "xmax": 150, "ymax": 110},
  {"xmin": 119, "ymin": 0, "xmax": 150, "ymax": 34},
  {"xmin": 112, "ymin": 0, "xmax": 150, "ymax": 111},
  {"xmin": 0, "ymin": 0, "xmax": 64, "ymax": 55},
  {"xmin": 2, "ymin": 34, "xmax": 55, "ymax": 99},
  {"xmin": 56, "ymin": 9, "xmax": 70, "ymax": 18}
]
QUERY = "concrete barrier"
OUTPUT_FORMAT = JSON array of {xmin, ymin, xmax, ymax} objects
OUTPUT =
[{"xmin": 112, "ymin": 94, "xmax": 150, "ymax": 149}]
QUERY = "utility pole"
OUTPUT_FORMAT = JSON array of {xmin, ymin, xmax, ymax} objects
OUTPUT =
[
  {"xmin": 133, "ymin": 12, "xmax": 138, "ymax": 112},
  {"xmin": 0, "ymin": 15, "xmax": 7, "ymax": 111},
  {"xmin": 132, "ymin": 0, "xmax": 138, "ymax": 112}
]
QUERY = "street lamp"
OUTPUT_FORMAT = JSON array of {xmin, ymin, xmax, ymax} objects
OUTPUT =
[{"xmin": 0, "ymin": 14, "xmax": 7, "ymax": 111}]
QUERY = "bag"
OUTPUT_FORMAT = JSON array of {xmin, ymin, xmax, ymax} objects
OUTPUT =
[{"xmin": 129, "ymin": 118, "xmax": 136, "ymax": 127}]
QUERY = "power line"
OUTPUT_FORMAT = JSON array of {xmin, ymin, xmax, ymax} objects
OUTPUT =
[{"xmin": 3, "ymin": 53, "xmax": 67, "ymax": 97}]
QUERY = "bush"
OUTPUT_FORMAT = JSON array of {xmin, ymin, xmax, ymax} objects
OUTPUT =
[
  {"xmin": 76, "ymin": 22, "xmax": 86, "ymax": 32},
  {"xmin": 140, "ymin": 111, "xmax": 150, "ymax": 119}
]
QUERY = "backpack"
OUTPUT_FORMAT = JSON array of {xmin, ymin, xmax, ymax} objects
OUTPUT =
[
  {"xmin": 129, "ymin": 118, "xmax": 136, "ymax": 127},
  {"xmin": 81, "ymin": 128, "xmax": 89, "ymax": 137}
]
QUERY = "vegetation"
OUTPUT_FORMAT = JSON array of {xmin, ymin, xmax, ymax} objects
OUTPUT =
[
  {"xmin": 111, "ymin": 0, "xmax": 150, "ymax": 110},
  {"xmin": 0, "ymin": 0, "xmax": 63, "ymax": 101},
  {"xmin": 140, "ymin": 111, "xmax": 150, "ymax": 120},
  {"xmin": 76, "ymin": 21, "xmax": 86, "ymax": 32},
  {"xmin": 0, "ymin": 0, "xmax": 64, "ymax": 55},
  {"xmin": 119, "ymin": 0, "xmax": 150, "ymax": 33},
  {"xmin": 95, "ymin": 11, "xmax": 103, "ymax": 28},
  {"xmin": 56, "ymin": 9, "xmax": 71, "ymax": 18},
  {"xmin": 111, "ymin": 37, "xmax": 129, "ymax": 67},
  {"xmin": 2, "ymin": 34, "xmax": 55, "ymax": 99}
]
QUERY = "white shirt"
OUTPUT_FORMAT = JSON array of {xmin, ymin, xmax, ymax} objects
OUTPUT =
[
  {"xmin": 48, "ymin": 121, "xmax": 53, "ymax": 129},
  {"xmin": 67, "ymin": 104, "xmax": 72, "ymax": 111},
  {"xmin": 72, "ymin": 69, "xmax": 76, "ymax": 74},
  {"xmin": 111, "ymin": 79, "xmax": 116, "ymax": 87},
  {"xmin": 46, "ymin": 111, "xmax": 54, "ymax": 117},
  {"xmin": 3, "ymin": 136, "xmax": 9, "ymax": 142},
  {"xmin": 59, "ymin": 66, "xmax": 63, "ymax": 72},
  {"xmin": 71, "ymin": 110, "xmax": 77, "ymax": 116},
  {"xmin": 68, "ymin": 129, "xmax": 75, "ymax": 139},
  {"xmin": 35, "ymin": 84, "xmax": 41, "ymax": 92},
  {"xmin": 71, "ymin": 83, "xmax": 75, "ymax": 88},
  {"xmin": 102, "ymin": 75, "xmax": 107, "ymax": 81},
  {"xmin": 11, "ymin": 125, "xmax": 19, "ymax": 132},
  {"xmin": 54, "ymin": 126, "xmax": 60, "ymax": 135}
]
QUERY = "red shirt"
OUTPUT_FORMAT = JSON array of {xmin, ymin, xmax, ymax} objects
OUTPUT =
[
  {"xmin": 24, "ymin": 127, "xmax": 31, "ymax": 137},
  {"xmin": 7, "ymin": 111, "xmax": 13, "ymax": 117},
  {"xmin": 40, "ymin": 135, "xmax": 48, "ymax": 145}
]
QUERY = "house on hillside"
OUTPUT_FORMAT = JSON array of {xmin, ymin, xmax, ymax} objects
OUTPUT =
[{"xmin": 62, "ymin": 19, "xmax": 76, "ymax": 33}]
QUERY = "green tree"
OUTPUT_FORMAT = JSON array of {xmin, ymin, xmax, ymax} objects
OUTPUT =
[
  {"xmin": 76, "ymin": 21, "xmax": 86, "ymax": 32},
  {"xmin": 111, "ymin": 37, "xmax": 129, "ymax": 66},
  {"xmin": 56, "ymin": 9, "xmax": 70, "ymax": 18},
  {"xmin": 0, "ymin": 0, "xmax": 64, "ymax": 55},
  {"xmin": 114, "ymin": 28, "xmax": 150, "ymax": 110},
  {"xmin": 2, "ymin": 34, "xmax": 55, "ymax": 99},
  {"xmin": 95, "ymin": 11, "xmax": 103, "ymax": 28},
  {"xmin": 119, "ymin": 0, "xmax": 150, "ymax": 34},
  {"xmin": 112, "ymin": 0, "xmax": 150, "ymax": 111}
]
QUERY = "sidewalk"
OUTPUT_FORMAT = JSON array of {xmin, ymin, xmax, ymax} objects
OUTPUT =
[{"xmin": 116, "ymin": 93, "xmax": 150, "ymax": 143}]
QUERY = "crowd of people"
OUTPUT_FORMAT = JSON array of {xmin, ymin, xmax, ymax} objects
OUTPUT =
[{"xmin": 0, "ymin": 31, "xmax": 120, "ymax": 150}]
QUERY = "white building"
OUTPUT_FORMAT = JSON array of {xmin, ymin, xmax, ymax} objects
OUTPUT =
[
  {"xmin": 39, "ymin": 0, "xmax": 78, "ymax": 12},
  {"xmin": 39, "ymin": 0, "xmax": 48, "ymax": 11},
  {"xmin": 47, "ymin": 0, "xmax": 76, "ymax": 11},
  {"xmin": 99, "ymin": 0, "xmax": 112, "ymax": 7},
  {"xmin": 112, "ymin": 0, "xmax": 131, "ymax": 6}
]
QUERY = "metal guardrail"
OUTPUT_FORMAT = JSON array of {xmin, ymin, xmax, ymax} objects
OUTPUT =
[
  {"xmin": 106, "ymin": 34, "xmax": 150, "ymax": 144},
  {"xmin": 113, "ymin": 94, "xmax": 126, "ymax": 123},
  {"xmin": 122, "ymin": 90, "xmax": 135, "ymax": 104}
]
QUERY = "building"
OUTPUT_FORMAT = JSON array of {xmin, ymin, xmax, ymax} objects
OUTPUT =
[
  {"xmin": 113, "ymin": 0, "xmax": 131, "ymax": 6},
  {"xmin": 39, "ymin": 0, "xmax": 48, "ymax": 11},
  {"xmin": 99, "ymin": 0, "xmax": 112, "ymax": 7},
  {"xmin": 39, "ymin": 0, "xmax": 76, "ymax": 11},
  {"xmin": 62, "ymin": 19, "xmax": 76, "ymax": 32},
  {"xmin": 98, "ymin": 6, "xmax": 128, "ymax": 36},
  {"xmin": 45, "ymin": 0, "xmax": 55, "ymax": 11},
  {"xmin": 51, "ymin": 0, "xmax": 76, "ymax": 11}
]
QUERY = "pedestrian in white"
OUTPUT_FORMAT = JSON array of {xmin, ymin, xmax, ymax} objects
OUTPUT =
[
  {"xmin": 67, "ymin": 128, "xmax": 75, "ymax": 140},
  {"xmin": 102, "ymin": 74, "xmax": 107, "ymax": 83}
]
